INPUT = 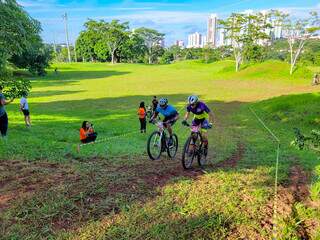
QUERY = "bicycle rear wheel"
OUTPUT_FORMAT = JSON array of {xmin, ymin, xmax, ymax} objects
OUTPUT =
[
  {"xmin": 182, "ymin": 136, "xmax": 195, "ymax": 169},
  {"xmin": 147, "ymin": 131, "xmax": 162, "ymax": 160},
  {"xmin": 167, "ymin": 134, "xmax": 178, "ymax": 159}
]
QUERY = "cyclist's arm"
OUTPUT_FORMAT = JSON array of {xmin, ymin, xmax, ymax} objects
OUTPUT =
[
  {"xmin": 150, "ymin": 111, "xmax": 159, "ymax": 121},
  {"xmin": 184, "ymin": 111, "xmax": 190, "ymax": 121},
  {"xmin": 208, "ymin": 111, "xmax": 215, "ymax": 123},
  {"xmin": 203, "ymin": 104, "xmax": 214, "ymax": 123}
]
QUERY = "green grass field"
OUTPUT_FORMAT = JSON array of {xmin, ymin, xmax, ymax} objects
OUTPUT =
[{"xmin": 0, "ymin": 60, "xmax": 319, "ymax": 239}]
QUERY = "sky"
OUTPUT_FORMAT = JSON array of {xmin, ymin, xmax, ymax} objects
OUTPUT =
[{"xmin": 18, "ymin": 0, "xmax": 320, "ymax": 46}]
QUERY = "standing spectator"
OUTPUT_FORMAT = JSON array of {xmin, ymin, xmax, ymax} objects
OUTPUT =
[
  {"xmin": 20, "ymin": 92, "xmax": 31, "ymax": 127},
  {"xmin": 138, "ymin": 101, "xmax": 147, "ymax": 133},
  {"xmin": 152, "ymin": 96, "xmax": 158, "ymax": 112},
  {"xmin": 0, "ymin": 85, "xmax": 14, "ymax": 139}
]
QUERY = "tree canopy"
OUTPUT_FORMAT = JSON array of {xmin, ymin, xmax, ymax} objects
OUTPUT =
[
  {"xmin": 0, "ymin": 0, "xmax": 47, "ymax": 97},
  {"xmin": 75, "ymin": 20, "xmax": 165, "ymax": 64}
]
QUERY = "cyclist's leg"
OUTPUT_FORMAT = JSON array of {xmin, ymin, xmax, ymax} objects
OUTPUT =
[
  {"xmin": 201, "ymin": 119, "xmax": 209, "ymax": 149},
  {"xmin": 163, "ymin": 115, "xmax": 175, "ymax": 137},
  {"xmin": 189, "ymin": 119, "xmax": 202, "ymax": 151},
  {"xmin": 167, "ymin": 124, "xmax": 173, "ymax": 137}
]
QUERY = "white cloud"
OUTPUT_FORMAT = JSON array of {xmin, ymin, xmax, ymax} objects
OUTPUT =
[
  {"xmin": 96, "ymin": 10, "xmax": 209, "ymax": 24},
  {"xmin": 17, "ymin": 0, "xmax": 46, "ymax": 7}
]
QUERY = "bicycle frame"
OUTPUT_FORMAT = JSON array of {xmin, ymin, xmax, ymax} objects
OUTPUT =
[
  {"xmin": 152, "ymin": 121, "xmax": 168, "ymax": 150},
  {"xmin": 190, "ymin": 125, "xmax": 204, "ymax": 149}
]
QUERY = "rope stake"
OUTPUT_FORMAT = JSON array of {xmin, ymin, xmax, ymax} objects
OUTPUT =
[{"xmin": 250, "ymin": 107, "xmax": 280, "ymax": 240}]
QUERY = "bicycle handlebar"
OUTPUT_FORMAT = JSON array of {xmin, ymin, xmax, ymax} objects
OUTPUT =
[{"xmin": 182, "ymin": 121, "xmax": 213, "ymax": 129}]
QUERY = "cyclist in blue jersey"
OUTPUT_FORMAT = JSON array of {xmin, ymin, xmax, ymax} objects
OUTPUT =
[{"xmin": 150, "ymin": 98, "xmax": 179, "ymax": 145}]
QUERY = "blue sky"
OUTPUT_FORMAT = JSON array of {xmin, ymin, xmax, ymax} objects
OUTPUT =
[{"xmin": 18, "ymin": 0, "xmax": 320, "ymax": 46}]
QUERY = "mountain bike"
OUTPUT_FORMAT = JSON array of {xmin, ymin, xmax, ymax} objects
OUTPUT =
[
  {"xmin": 147, "ymin": 121, "xmax": 178, "ymax": 160},
  {"xmin": 182, "ymin": 122, "xmax": 212, "ymax": 169}
]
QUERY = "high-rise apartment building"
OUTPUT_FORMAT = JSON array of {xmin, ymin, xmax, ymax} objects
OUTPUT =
[
  {"xmin": 201, "ymin": 35, "xmax": 207, "ymax": 48},
  {"xmin": 207, "ymin": 14, "xmax": 218, "ymax": 47},
  {"xmin": 187, "ymin": 32, "xmax": 202, "ymax": 48}
]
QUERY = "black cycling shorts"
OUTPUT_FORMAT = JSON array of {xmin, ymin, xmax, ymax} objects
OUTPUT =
[{"xmin": 163, "ymin": 114, "xmax": 178, "ymax": 127}]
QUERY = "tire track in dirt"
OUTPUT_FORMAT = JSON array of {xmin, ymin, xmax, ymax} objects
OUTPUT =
[{"xmin": 210, "ymin": 143, "xmax": 245, "ymax": 169}]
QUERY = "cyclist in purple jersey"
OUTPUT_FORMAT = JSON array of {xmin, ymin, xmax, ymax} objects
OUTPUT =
[{"xmin": 182, "ymin": 95, "xmax": 214, "ymax": 151}]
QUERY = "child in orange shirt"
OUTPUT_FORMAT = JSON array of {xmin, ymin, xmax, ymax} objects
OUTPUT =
[{"xmin": 138, "ymin": 102, "xmax": 146, "ymax": 133}]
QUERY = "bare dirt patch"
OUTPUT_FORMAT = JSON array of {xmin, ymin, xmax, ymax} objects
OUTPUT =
[
  {"xmin": 0, "ymin": 160, "xmax": 77, "ymax": 212},
  {"xmin": 261, "ymin": 165, "xmax": 316, "ymax": 239},
  {"xmin": 111, "ymin": 155, "xmax": 204, "ymax": 190}
]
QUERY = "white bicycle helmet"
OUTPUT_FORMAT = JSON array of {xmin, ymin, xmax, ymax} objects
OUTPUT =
[
  {"xmin": 188, "ymin": 95, "xmax": 199, "ymax": 105},
  {"xmin": 159, "ymin": 98, "xmax": 168, "ymax": 107}
]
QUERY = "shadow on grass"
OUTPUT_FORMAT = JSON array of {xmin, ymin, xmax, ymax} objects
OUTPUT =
[
  {"xmin": 30, "ymin": 70, "xmax": 131, "ymax": 88},
  {"xmin": 30, "ymin": 90, "xmax": 86, "ymax": 98}
]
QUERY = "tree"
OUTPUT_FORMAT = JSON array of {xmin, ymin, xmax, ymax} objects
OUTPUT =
[
  {"xmin": 0, "ymin": 0, "xmax": 42, "ymax": 97},
  {"xmin": 149, "ymin": 45, "xmax": 165, "ymax": 64},
  {"xmin": 76, "ymin": 20, "xmax": 103, "ymax": 62},
  {"xmin": 100, "ymin": 20, "xmax": 129, "ymax": 64},
  {"xmin": 168, "ymin": 45, "xmax": 183, "ymax": 61},
  {"xmin": 159, "ymin": 50, "xmax": 174, "ymax": 64},
  {"xmin": 220, "ymin": 12, "xmax": 271, "ymax": 71},
  {"xmin": 120, "ymin": 32, "xmax": 147, "ymax": 63},
  {"xmin": 135, "ymin": 28, "xmax": 165, "ymax": 64},
  {"xmin": 219, "ymin": 14, "xmax": 246, "ymax": 72},
  {"xmin": 273, "ymin": 10, "xmax": 320, "ymax": 74},
  {"xmin": 203, "ymin": 46, "xmax": 222, "ymax": 63},
  {"xmin": 94, "ymin": 41, "xmax": 110, "ymax": 62},
  {"xmin": 11, "ymin": 43, "xmax": 52, "ymax": 76}
]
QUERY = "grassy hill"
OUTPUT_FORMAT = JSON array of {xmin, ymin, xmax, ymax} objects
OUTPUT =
[{"xmin": 0, "ymin": 60, "xmax": 319, "ymax": 239}]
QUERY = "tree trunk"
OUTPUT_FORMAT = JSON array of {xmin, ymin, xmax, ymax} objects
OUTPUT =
[
  {"xmin": 289, "ymin": 39, "xmax": 305, "ymax": 75},
  {"xmin": 111, "ymin": 52, "xmax": 115, "ymax": 64},
  {"xmin": 289, "ymin": 39, "xmax": 294, "ymax": 75},
  {"xmin": 234, "ymin": 50, "xmax": 241, "ymax": 72},
  {"xmin": 148, "ymin": 48, "xmax": 152, "ymax": 64}
]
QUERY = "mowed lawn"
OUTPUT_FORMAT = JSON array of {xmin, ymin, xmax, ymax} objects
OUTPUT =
[{"xmin": 0, "ymin": 60, "xmax": 319, "ymax": 239}]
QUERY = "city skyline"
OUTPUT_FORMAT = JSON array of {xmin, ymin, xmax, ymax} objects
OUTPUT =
[
  {"xmin": 186, "ymin": 9, "xmax": 290, "ymax": 49},
  {"xmin": 18, "ymin": 0, "xmax": 320, "ymax": 46}
]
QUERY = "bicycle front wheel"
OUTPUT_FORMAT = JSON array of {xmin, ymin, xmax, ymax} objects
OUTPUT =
[
  {"xmin": 198, "ymin": 145, "xmax": 208, "ymax": 168},
  {"xmin": 182, "ymin": 136, "xmax": 195, "ymax": 169},
  {"xmin": 147, "ymin": 131, "xmax": 162, "ymax": 160},
  {"xmin": 167, "ymin": 134, "xmax": 178, "ymax": 159}
]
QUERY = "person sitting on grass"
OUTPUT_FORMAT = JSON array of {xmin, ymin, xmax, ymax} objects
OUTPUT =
[
  {"xmin": 20, "ymin": 92, "xmax": 31, "ymax": 127},
  {"xmin": 80, "ymin": 121, "xmax": 97, "ymax": 144}
]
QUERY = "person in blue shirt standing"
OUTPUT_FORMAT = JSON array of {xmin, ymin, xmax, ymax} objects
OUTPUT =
[{"xmin": 150, "ymin": 98, "xmax": 179, "ymax": 145}]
